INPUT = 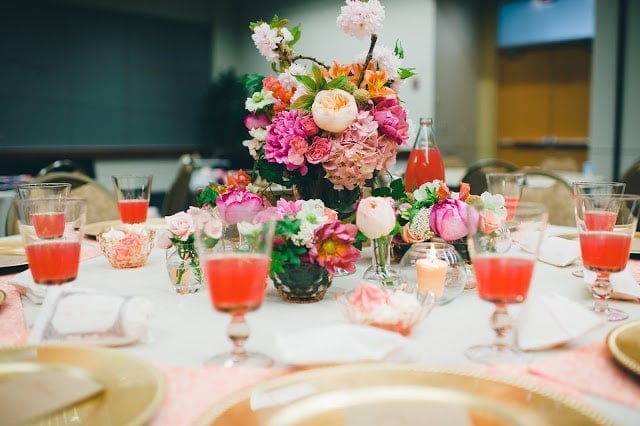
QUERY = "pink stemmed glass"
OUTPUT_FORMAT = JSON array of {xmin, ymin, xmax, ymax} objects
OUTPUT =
[
  {"xmin": 465, "ymin": 201, "xmax": 548, "ymax": 364},
  {"xmin": 194, "ymin": 218, "xmax": 276, "ymax": 367},
  {"xmin": 574, "ymin": 194, "xmax": 640, "ymax": 321}
]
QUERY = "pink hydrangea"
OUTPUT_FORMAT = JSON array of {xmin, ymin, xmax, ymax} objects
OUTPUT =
[{"xmin": 264, "ymin": 110, "xmax": 312, "ymax": 175}]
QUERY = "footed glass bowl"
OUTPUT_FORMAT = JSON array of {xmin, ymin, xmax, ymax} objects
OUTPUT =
[
  {"xmin": 98, "ymin": 227, "xmax": 155, "ymax": 269},
  {"xmin": 335, "ymin": 283, "xmax": 436, "ymax": 336}
]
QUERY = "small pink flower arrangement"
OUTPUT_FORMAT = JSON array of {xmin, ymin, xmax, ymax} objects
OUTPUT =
[
  {"xmin": 98, "ymin": 226, "xmax": 155, "ymax": 269},
  {"xmin": 257, "ymin": 198, "xmax": 361, "ymax": 275},
  {"xmin": 243, "ymin": 0, "xmax": 414, "ymax": 194}
]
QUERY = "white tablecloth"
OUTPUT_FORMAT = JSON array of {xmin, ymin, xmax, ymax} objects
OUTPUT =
[{"xmin": 20, "ymin": 226, "xmax": 640, "ymax": 425}]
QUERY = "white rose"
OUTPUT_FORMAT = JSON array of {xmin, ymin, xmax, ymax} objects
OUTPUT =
[{"xmin": 311, "ymin": 89, "xmax": 358, "ymax": 133}]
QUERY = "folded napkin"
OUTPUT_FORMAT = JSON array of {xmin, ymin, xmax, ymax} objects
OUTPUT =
[
  {"xmin": 583, "ymin": 267, "xmax": 640, "ymax": 302},
  {"xmin": 517, "ymin": 293, "xmax": 605, "ymax": 351},
  {"xmin": 28, "ymin": 287, "xmax": 153, "ymax": 346},
  {"xmin": 537, "ymin": 236, "xmax": 581, "ymax": 267},
  {"xmin": 9, "ymin": 268, "xmax": 51, "ymax": 304},
  {"xmin": 275, "ymin": 324, "xmax": 417, "ymax": 366}
]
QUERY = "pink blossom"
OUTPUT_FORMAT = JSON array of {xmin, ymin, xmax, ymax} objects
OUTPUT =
[
  {"xmin": 155, "ymin": 229, "xmax": 173, "ymax": 249},
  {"xmin": 305, "ymin": 221, "xmax": 361, "ymax": 274},
  {"xmin": 265, "ymin": 110, "xmax": 311, "ymax": 175},
  {"xmin": 430, "ymin": 199, "xmax": 478, "ymax": 242},
  {"xmin": 216, "ymin": 189, "xmax": 264, "ymax": 225},
  {"xmin": 336, "ymin": 0, "xmax": 385, "ymax": 40},
  {"xmin": 478, "ymin": 210, "xmax": 501, "ymax": 234},
  {"xmin": 305, "ymin": 137, "xmax": 332, "ymax": 164},
  {"xmin": 251, "ymin": 22, "xmax": 281, "ymax": 62},
  {"xmin": 276, "ymin": 199, "xmax": 304, "ymax": 217},
  {"xmin": 244, "ymin": 113, "xmax": 270, "ymax": 129},
  {"xmin": 299, "ymin": 115, "xmax": 319, "ymax": 136},
  {"xmin": 288, "ymin": 135, "xmax": 308, "ymax": 166},
  {"xmin": 371, "ymin": 97, "xmax": 409, "ymax": 145}
]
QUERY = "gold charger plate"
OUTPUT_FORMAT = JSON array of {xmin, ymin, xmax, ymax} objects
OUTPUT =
[
  {"xmin": 607, "ymin": 320, "xmax": 640, "ymax": 377},
  {"xmin": 196, "ymin": 364, "xmax": 609, "ymax": 426},
  {"xmin": 0, "ymin": 289, "xmax": 5, "ymax": 306},
  {"xmin": 0, "ymin": 236, "xmax": 27, "ymax": 274},
  {"xmin": 0, "ymin": 345, "xmax": 164, "ymax": 425},
  {"xmin": 84, "ymin": 218, "xmax": 168, "ymax": 238}
]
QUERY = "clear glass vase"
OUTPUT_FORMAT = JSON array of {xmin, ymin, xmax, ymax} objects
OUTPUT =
[
  {"xmin": 362, "ymin": 237, "xmax": 401, "ymax": 288},
  {"xmin": 166, "ymin": 241, "xmax": 202, "ymax": 294}
]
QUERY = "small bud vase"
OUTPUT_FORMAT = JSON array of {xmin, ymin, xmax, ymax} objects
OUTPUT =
[{"xmin": 166, "ymin": 241, "xmax": 202, "ymax": 294}]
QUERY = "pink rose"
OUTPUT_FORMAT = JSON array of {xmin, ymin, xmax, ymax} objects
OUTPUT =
[
  {"xmin": 305, "ymin": 137, "xmax": 332, "ymax": 164},
  {"xmin": 478, "ymin": 210, "xmax": 501, "ymax": 234},
  {"xmin": 356, "ymin": 196, "xmax": 396, "ymax": 239},
  {"xmin": 165, "ymin": 211, "xmax": 194, "ymax": 241},
  {"xmin": 429, "ymin": 199, "xmax": 478, "ymax": 242},
  {"xmin": 216, "ymin": 189, "xmax": 264, "ymax": 225},
  {"xmin": 155, "ymin": 229, "xmax": 173, "ymax": 249},
  {"xmin": 300, "ymin": 115, "xmax": 319, "ymax": 136}
]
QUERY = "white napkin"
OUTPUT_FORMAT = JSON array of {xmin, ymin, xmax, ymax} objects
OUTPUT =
[
  {"xmin": 517, "ymin": 293, "xmax": 604, "ymax": 351},
  {"xmin": 9, "ymin": 268, "xmax": 50, "ymax": 304},
  {"xmin": 28, "ymin": 287, "xmax": 153, "ymax": 347},
  {"xmin": 275, "ymin": 324, "xmax": 417, "ymax": 366},
  {"xmin": 537, "ymin": 236, "xmax": 581, "ymax": 267},
  {"xmin": 583, "ymin": 267, "xmax": 640, "ymax": 301}
]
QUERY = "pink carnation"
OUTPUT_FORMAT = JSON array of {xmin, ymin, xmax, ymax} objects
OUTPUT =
[{"xmin": 265, "ymin": 110, "xmax": 311, "ymax": 175}]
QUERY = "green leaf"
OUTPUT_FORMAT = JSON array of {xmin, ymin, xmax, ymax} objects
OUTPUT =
[
  {"xmin": 393, "ymin": 40, "xmax": 405, "ymax": 59},
  {"xmin": 294, "ymin": 74, "xmax": 317, "ymax": 91},
  {"xmin": 326, "ymin": 76, "xmax": 348, "ymax": 89},
  {"xmin": 243, "ymin": 73, "xmax": 265, "ymax": 93},
  {"xmin": 196, "ymin": 185, "xmax": 220, "ymax": 207},
  {"xmin": 311, "ymin": 65, "xmax": 324, "ymax": 84},
  {"xmin": 290, "ymin": 24, "xmax": 302, "ymax": 45},
  {"xmin": 398, "ymin": 67, "xmax": 416, "ymax": 79},
  {"xmin": 290, "ymin": 94, "xmax": 314, "ymax": 111}
]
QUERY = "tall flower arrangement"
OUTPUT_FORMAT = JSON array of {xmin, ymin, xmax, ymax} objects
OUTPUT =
[{"xmin": 243, "ymin": 0, "xmax": 414, "ymax": 213}]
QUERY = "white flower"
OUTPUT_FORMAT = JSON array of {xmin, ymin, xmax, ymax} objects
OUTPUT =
[
  {"xmin": 336, "ymin": 0, "xmax": 385, "ymax": 40},
  {"xmin": 480, "ymin": 191, "xmax": 508, "ymax": 220},
  {"xmin": 291, "ymin": 221, "xmax": 316, "ymax": 248},
  {"xmin": 251, "ymin": 22, "xmax": 281, "ymax": 62},
  {"xmin": 245, "ymin": 89, "xmax": 275, "ymax": 112},
  {"xmin": 278, "ymin": 63, "xmax": 307, "ymax": 92},
  {"xmin": 296, "ymin": 199, "xmax": 328, "ymax": 226},
  {"xmin": 280, "ymin": 27, "xmax": 293, "ymax": 43},
  {"xmin": 311, "ymin": 89, "xmax": 358, "ymax": 133},
  {"xmin": 354, "ymin": 44, "xmax": 401, "ymax": 80},
  {"xmin": 248, "ymin": 127, "xmax": 267, "ymax": 141},
  {"xmin": 356, "ymin": 196, "xmax": 396, "ymax": 239},
  {"xmin": 413, "ymin": 180, "xmax": 441, "ymax": 202}
]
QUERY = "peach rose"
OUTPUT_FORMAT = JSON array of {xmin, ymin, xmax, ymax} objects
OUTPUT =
[
  {"xmin": 311, "ymin": 89, "xmax": 358, "ymax": 133},
  {"xmin": 356, "ymin": 196, "xmax": 396, "ymax": 239}
]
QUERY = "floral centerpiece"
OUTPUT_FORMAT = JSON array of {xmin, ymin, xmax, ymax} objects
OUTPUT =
[
  {"xmin": 243, "ymin": 0, "xmax": 414, "ymax": 218},
  {"xmin": 257, "ymin": 198, "xmax": 361, "ymax": 302}
]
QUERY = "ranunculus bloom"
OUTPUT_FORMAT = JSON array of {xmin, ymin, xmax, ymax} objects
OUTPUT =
[
  {"xmin": 165, "ymin": 211, "xmax": 194, "ymax": 241},
  {"xmin": 215, "ymin": 189, "xmax": 264, "ymax": 225},
  {"xmin": 356, "ymin": 196, "xmax": 396, "ymax": 239},
  {"xmin": 305, "ymin": 137, "xmax": 332, "ymax": 164},
  {"xmin": 430, "ymin": 199, "xmax": 478, "ymax": 242},
  {"xmin": 311, "ymin": 89, "xmax": 358, "ymax": 133}
]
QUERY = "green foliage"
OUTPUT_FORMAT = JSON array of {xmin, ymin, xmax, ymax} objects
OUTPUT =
[
  {"xmin": 196, "ymin": 185, "xmax": 220, "ymax": 208},
  {"xmin": 270, "ymin": 217, "xmax": 308, "ymax": 274},
  {"xmin": 244, "ymin": 73, "xmax": 265, "ymax": 94}
]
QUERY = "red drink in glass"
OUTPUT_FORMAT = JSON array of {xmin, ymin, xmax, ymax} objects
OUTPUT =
[
  {"xmin": 204, "ymin": 254, "xmax": 270, "ymax": 313},
  {"xmin": 404, "ymin": 148, "xmax": 445, "ymax": 192},
  {"xmin": 579, "ymin": 232, "xmax": 632, "ymax": 272},
  {"xmin": 30, "ymin": 212, "xmax": 65, "ymax": 238},
  {"xmin": 118, "ymin": 199, "xmax": 149, "ymax": 223},
  {"xmin": 25, "ymin": 241, "xmax": 81, "ymax": 284},
  {"xmin": 503, "ymin": 196, "xmax": 520, "ymax": 221},
  {"xmin": 473, "ymin": 256, "xmax": 535, "ymax": 304},
  {"xmin": 584, "ymin": 211, "xmax": 617, "ymax": 231}
]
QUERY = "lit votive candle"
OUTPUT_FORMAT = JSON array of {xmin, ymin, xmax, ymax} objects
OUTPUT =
[{"xmin": 415, "ymin": 245, "xmax": 448, "ymax": 298}]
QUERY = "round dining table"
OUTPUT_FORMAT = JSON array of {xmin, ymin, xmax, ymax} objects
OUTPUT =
[{"xmin": 2, "ymin": 225, "xmax": 640, "ymax": 425}]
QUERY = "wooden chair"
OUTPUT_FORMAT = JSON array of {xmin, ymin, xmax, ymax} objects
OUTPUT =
[
  {"xmin": 520, "ymin": 168, "xmax": 575, "ymax": 226},
  {"xmin": 162, "ymin": 154, "xmax": 198, "ymax": 216},
  {"xmin": 460, "ymin": 159, "xmax": 519, "ymax": 195},
  {"xmin": 621, "ymin": 158, "xmax": 640, "ymax": 196},
  {"xmin": 5, "ymin": 171, "xmax": 119, "ymax": 236}
]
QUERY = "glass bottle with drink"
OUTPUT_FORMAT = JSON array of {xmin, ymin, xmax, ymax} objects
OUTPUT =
[{"xmin": 404, "ymin": 117, "xmax": 445, "ymax": 192}]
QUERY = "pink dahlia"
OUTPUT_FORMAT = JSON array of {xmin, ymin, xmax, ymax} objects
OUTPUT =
[
  {"xmin": 305, "ymin": 221, "xmax": 361, "ymax": 274},
  {"xmin": 371, "ymin": 97, "xmax": 409, "ymax": 145},
  {"xmin": 265, "ymin": 110, "xmax": 313, "ymax": 175}
]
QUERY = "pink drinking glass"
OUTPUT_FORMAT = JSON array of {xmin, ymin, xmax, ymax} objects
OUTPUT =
[
  {"xmin": 112, "ymin": 175, "xmax": 153, "ymax": 224},
  {"xmin": 485, "ymin": 173, "xmax": 524, "ymax": 222},
  {"xmin": 465, "ymin": 201, "xmax": 548, "ymax": 364},
  {"xmin": 574, "ymin": 193, "xmax": 640, "ymax": 321}
]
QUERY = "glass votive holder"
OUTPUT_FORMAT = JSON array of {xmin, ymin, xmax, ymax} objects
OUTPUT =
[
  {"xmin": 398, "ymin": 242, "xmax": 466, "ymax": 305},
  {"xmin": 98, "ymin": 226, "xmax": 155, "ymax": 269}
]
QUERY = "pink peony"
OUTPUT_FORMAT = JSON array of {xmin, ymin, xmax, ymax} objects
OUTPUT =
[
  {"xmin": 264, "ymin": 110, "xmax": 311, "ymax": 175},
  {"xmin": 371, "ymin": 97, "xmax": 409, "ymax": 145},
  {"xmin": 305, "ymin": 221, "xmax": 361, "ymax": 274},
  {"xmin": 356, "ymin": 196, "xmax": 396, "ymax": 239},
  {"xmin": 429, "ymin": 199, "xmax": 478, "ymax": 242},
  {"xmin": 478, "ymin": 210, "xmax": 501, "ymax": 234},
  {"xmin": 215, "ymin": 189, "xmax": 264, "ymax": 225}
]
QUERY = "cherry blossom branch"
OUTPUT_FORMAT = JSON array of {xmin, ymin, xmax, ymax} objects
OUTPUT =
[
  {"xmin": 292, "ymin": 55, "xmax": 329, "ymax": 69},
  {"xmin": 356, "ymin": 33, "xmax": 378, "ymax": 88}
]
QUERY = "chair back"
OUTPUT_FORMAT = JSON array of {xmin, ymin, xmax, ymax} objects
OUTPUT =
[
  {"xmin": 621, "ymin": 159, "xmax": 640, "ymax": 196},
  {"xmin": 520, "ymin": 168, "xmax": 574, "ymax": 226},
  {"xmin": 5, "ymin": 171, "xmax": 119, "ymax": 236},
  {"xmin": 162, "ymin": 154, "xmax": 199, "ymax": 216},
  {"xmin": 460, "ymin": 159, "xmax": 519, "ymax": 195}
]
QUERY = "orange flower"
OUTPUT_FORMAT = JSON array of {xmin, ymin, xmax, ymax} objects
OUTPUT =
[
  {"xmin": 436, "ymin": 181, "xmax": 450, "ymax": 200},
  {"xmin": 458, "ymin": 182, "xmax": 470, "ymax": 201},
  {"xmin": 226, "ymin": 169, "xmax": 251, "ymax": 190},
  {"xmin": 326, "ymin": 61, "xmax": 352, "ymax": 80},
  {"xmin": 364, "ymin": 69, "xmax": 396, "ymax": 98}
]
